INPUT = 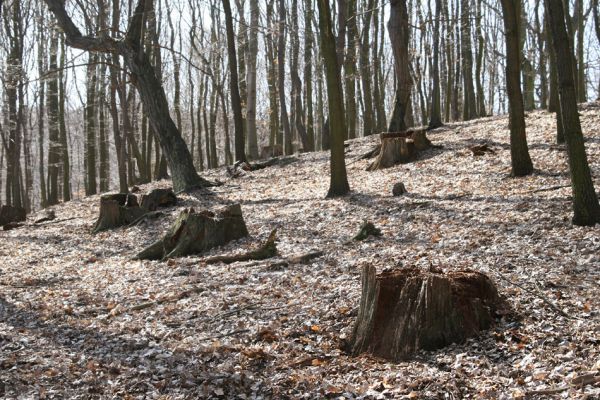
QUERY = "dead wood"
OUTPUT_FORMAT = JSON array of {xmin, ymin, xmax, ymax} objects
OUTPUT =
[
  {"xmin": 92, "ymin": 193, "xmax": 147, "ymax": 234},
  {"xmin": 3, "ymin": 222, "xmax": 24, "ymax": 231},
  {"xmin": 349, "ymin": 265, "xmax": 506, "ymax": 361},
  {"xmin": 227, "ymin": 157, "xmax": 299, "ymax": 178},
  {"xmin": 0, "ymin": 205, "xmax": 26, "ymax": 227},
  {"xmin": 34, "ymin": 209, "xmax": 56, "ymax": 224},
  {"xmin": 140, "ymin": 188, "xmax": 177, "ymax": 211},
  {"xmin": 127, "ymin": 211, "xmax": 164, "ymax": 227},
  {"xmin": 367, "ymin": 129, "xmax": 433, "ymax": 171},
  {"xmin": 135, "ymin": 204, "xmax": 249, "ymax": 260},
  {"xmin": 203, "ymin": 229, "xmax": 278, "ymax": 264},
  {"xmin": 469, "ymin": 143, "xmax": 495, "ymax": 156},
  {"xmin": 287, "ymin": 250, "xmax": 324, "ymax": 264},
  {"xmin": 353, "ymin": 221, "xmax": 382, "ymax": 241}
]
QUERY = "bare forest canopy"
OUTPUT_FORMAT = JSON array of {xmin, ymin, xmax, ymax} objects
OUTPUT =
[{"xmin": 0, "ymin": 0, "xmax": 600, "ymax": 213}]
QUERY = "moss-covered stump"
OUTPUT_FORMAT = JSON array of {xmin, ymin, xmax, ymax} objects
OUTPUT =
[
  {"xmin": 136, "ymin": 204, "xmax": 249, "ymax": 260},
  {"xmin": 367, "ymin": 129, "xmax": 432, "ymax": 171},
  {"xmin": 349, "ymin": 265, "xmax": 504, "ymax": 361},
  {"xmin": 92, "ymin": 193, "xmax": 146, "ymax": 234},
  {"xmin": 140, "ymin": 188, "xmax": 177, "ymax": 211},
  {"xmin": 0, "ymin": 205, "xmax": 26, "ymax": 227}
]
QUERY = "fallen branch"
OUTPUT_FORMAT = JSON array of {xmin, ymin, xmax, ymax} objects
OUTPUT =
[
  {"xmin": 127, "ymin": 286, "xmax": 205, "ymax": 313},
  {"xmin": 203, "ymin": 229, "xmax": 278, "ymax": 264},
  {"xmin": 493, "ymin": 268, "xmax": 575, "ymax": 320},
  {"xmin": 127, "ymin": 211, "xmax": 164, "ymax": 227},
  {"xmin": 531, "ymin": 184, "xmax": 571, "ymax": 193},
  {"xmin": 525, "ymin": 386, "xmax": 570, "ymax": 396}
]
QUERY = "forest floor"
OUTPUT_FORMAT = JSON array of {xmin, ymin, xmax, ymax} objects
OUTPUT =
[{"xmin": 1, "ymin": 105, "xmax": 600, "ymax": 399}]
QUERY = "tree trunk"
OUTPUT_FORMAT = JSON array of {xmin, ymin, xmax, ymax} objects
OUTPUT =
[
  {"xmin": 387, "ymin": 0, "xmax": 412, "ymax": 133},
  {"xmin": 223, "ymin": 0, "xmax": 247, "ymax": 163},
  {"xmin": 349, "ymin": 265, "xmax": 505, "ymax": 361},
  {"xmin": 429, "ymin": 0, "xmax": 443, "ymax": 129},
  {"xmin": 460, "ymin": 0, "xmax": 478, "ymax": 120},
  {"xmin": 501, "ymin": 0, "xmax": 534, "ymax": 177},
  {"xmin": 317, "ymin": 0, "xmax": 350, "ymax": 198},
  {"xmin": 44, "ymin": 0, "xmax": 213, "ymax": 193},
  {"xmin": 545, "ymin": 0, "xmax": 600, "ymax": 226},
  {"xmin": 246, "ymin": 0, "xmax": 259, "ymax": 159},
  {"xmin": 278, "ymin": 0, "xmax": 293, "ymax": 155},
  {"xmin": 359, "ymin": 0, "xmax": 376, "ymax": 136}
]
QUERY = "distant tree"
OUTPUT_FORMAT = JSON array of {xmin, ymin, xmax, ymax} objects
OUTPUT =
[
  {"xmin": 223, "ymin": 0, "xmax": 247, "ymax": 163},
  {"xmin": 43, "ymin": 0, "xmax": 212, "ymax": 193},
  {"xmin": 317, "ymin": 0, "xmax": 350, "ymax": 197},
  {"xmin": 500, "ymin": 0, "xmax": 534, "ymax": 177},
  {"xmin": 545, "ymin": 0, "xmax": 600, "ymax": 226},
  {"xmin": 428, "ymin": 0, "xmax": 443, "ymax": 129}
]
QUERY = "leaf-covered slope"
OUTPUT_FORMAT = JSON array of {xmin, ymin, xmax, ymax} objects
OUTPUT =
[{"xmin": 1, "ymin": 105, "xmax": 599, "ymax": 398}]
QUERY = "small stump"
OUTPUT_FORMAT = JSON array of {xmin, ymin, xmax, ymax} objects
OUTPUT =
[
  {"xmin": 0, "ymin": 205, "xmax": 26, "ymax": 227},
  {"xmin": 92, "ymin": 193, "xmax": 146, "ymax": 233},
  {"xmin": 367, "ymin": 129, "xmax": 432, "ymax": 171},
  {"xmin": 392, "ymin": 182, "xmax": 407, "ymax": 196},
  {"xmin": 140, "ymin": 188, "xmax": 177, "ymax": 211},
  {"xmin": 349, "ymin": 265, "xmax": 505, "ymax": 361},
  {"xmin": 136, "ymin": 204, "xmax": 249, "ymax": 260}
]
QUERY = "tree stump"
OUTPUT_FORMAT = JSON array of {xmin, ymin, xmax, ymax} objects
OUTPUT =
[
  {"xmin": 140, "ymin": 188, "xmax": 177, "ymax": 211},
  {"xmin": 349, "ymin": 265, "xmax": 505, "ymax": 361},
  {"xmin": 367, "ymin": 129, "xmax": 432, "ymax": 171},
  {"xmin": 135, "ymin": 204, "xmax": 249, "ymax": 260},
  {"xmin": 92, "ymin": 193, "xmax": 146, "ymax": 234},
  {"xmin": 0, "ymin": 205, "xmax": 26, "ymax": 227}
]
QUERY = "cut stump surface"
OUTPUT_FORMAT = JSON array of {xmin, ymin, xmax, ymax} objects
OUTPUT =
[{"xmin": 349, "ymin": 265, "xmax": 506, "ymax": 361}]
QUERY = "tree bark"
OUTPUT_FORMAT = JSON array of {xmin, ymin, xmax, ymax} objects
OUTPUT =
[
  {"xmin": 545, "ymin": 0, "xmax": 600, "ymax": 226},
  {"xmin": 501, "ymin": 0, "xmax": 534, "ymax": 177},
  {"xmin": 317, "ymin": 0, "xmax": 350, "ymax": 197},
  {"xmin": 223, "ymin": 0, "xmax": 247, "ymax": 163},
  {"xmin": 43, "ymin": 0, "xmax": 213, "ymax": 193},
  {"xmin": 387, "ymin": 0, "xmax": 412, "ymax": 133}
]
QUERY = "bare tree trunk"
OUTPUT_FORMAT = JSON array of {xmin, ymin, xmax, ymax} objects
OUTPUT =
[
  {"xmin": 37, "ymin": 4, "xmax": 48, "ymax": 208},
  {"xmin": 546, "ymin": 0, "xmax": 600, "ymax": 226},
  {"xmin": 501, "ymin": 0, "xmax": 534, "ymax": 177},
  {"xmin": 49, "ymin": 28, "xmax": 64, "ymax": 201},
  {"xmin": 387, "ymin": 0, "xmax": 412, "ymax": 133},
  {"xmin": 429, "ymin": 0, "xmax": 443, "ymax": 128},
  {"xmin": 317, "ymin": 0, "xmax": 350, "ymax": 197},
  {"xmin": 304, "ymin": 0, "xmax": 315, "ymax": 150},
  {"xmin": 277, "ymin": 0, "xmax": 293, "ymax": 154},
  {"xmin": 360, "ymin": 0, "xmax": 376, "ymax": 136},
  {"xmin": 460, "ymin": 0, "xmax": 477, "ymax": 120},
  {"xmin": 246, "ymin": 0, "xmax": 259, "ymax": 159},
  {"xmin": 223, "ymin": 0, "xmax": 247, "ymax": 163},
  {"xmin": 44, "ymin": 0, "xmax": 213, "ymax": 192}
]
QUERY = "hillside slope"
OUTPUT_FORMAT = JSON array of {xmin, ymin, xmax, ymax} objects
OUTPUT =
[{"xmin": 1, "ymin": 106, "xmax": 599, "ymax": 399}]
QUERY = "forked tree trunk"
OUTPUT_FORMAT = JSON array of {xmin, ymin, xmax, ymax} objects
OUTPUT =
[
  {"xmin": 136, "ymin": 204, "xmax": 249, "ymax": 260},
  {"xmin": 349, "ymin": 265, "xmax": 506, "ymax": 361}
]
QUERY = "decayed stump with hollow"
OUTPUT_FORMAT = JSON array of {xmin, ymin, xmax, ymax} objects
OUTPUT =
[
  {"xmin": 367, "ymin": 128, "xmax": 432, "ymax": 171},
  {"xmin": 136, "ymin": 204, "xmax": 249, "ymax": 260},
  {"xmin": 349, "ymin": 265, "xmax": 505, "ymax": 361},
  {"xmin": 92, "ymin": 193, "xmax": 146, "ymax": 233}
]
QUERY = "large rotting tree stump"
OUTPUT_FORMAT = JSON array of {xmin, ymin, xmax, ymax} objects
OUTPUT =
[
  {"xmin": 367, "ymin": 128, "xmax": 432, "ymax": 171},
  {"xmin": 135, "ymin": 204, "xmax": 249, "ymax": 260},
  {"xmin": 92, "ymin": 194, "xmax": 147, "ymax": 233},
  {"xmin": 349, "ymin": 265, "xmax": 505, "ymax": 361},
  {"xmin": 0, "ymin": 205, "xmax": 26, "ymax": 228}
]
